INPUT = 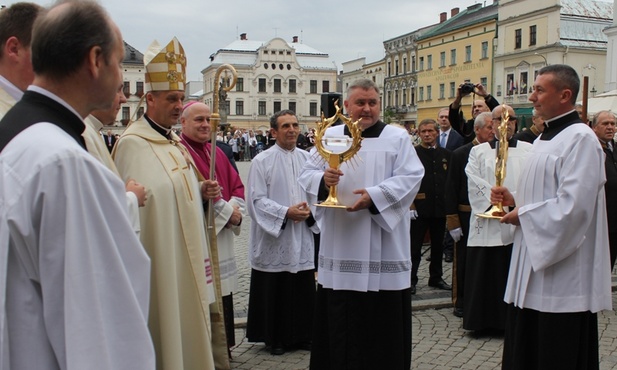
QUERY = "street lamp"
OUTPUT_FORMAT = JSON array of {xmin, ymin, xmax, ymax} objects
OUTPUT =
[
  {"xmin": 534, "ymin": 52, "xmax": 548, "ymax": 65},
  {"xmin": 591, "ymin": 86, "xmax": 597, "ymax": 97}
]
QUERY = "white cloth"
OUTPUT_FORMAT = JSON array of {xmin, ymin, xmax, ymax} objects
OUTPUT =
[
  {"xmin": 298, "ymin": 124, "xmax": 424, "ymax": 292},
  {"xmin": 83, "ymin": 115, "xmax": 140, "ymax": 235},
  {"xmin": 0, "ymin": 123, "xmax": 153, "ymax": 370},
  {"xmin": 465, "ymin": 141, "xmax": 532, "ymax": 247},
  {"xmin": 247, "ymin": 144, "xmax": 316, "ymax": 273},
  {"xmin": 505, "ymin": 124, "xmax": 612, "ymax": 313}
]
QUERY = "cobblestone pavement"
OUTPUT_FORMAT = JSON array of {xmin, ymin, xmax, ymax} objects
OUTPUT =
[{"xmin": 229, "ymin": 160, "xmax": 617, "ymax": 370}]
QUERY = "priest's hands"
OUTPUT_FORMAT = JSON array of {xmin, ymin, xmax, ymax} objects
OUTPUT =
[
  {"xmin": 490, "ymin": 186, "xmax": 515, "ymax": 206},
  {"xmin": 323, "ymin": 167, "xmax": 343, "ymax": 187},
  {"xmin": 226, "ymin": 205, "xmax": 242, "ymax": 228},
  {"xmin": 201, "ymin": 179, "xmax": 221, "ymax": 201},
  {"xmin": 126, "ymin": 179, "xmax": 147, "ymax": 207},
  {"xmin": 491, "ymin": 186, "xmax": 520, "ymax": 225},
  {"xmin": 287, "ymin": 202, "xmax": 311, "ymax": 223},
  {"xmin": 347, "ymin": 189, "xmax": 374, "ymax": 212}
]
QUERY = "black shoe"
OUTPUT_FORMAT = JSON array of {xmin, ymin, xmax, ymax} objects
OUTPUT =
[
  {"xmin": 453, "ymin": 307, "xmax": 464, "ymax": 317},
  {"xmin": 444, "ymin": 254, "xmax": 453, "ymax": 263},
  {"xmin": 271, "ymin": 344, "xmax": 285, "ymax": 355},
  {"xmin": 411, "ymin": 285, "xmax": 416, "ymax": 295},
  {"xmin": 428, "ymin": 279, "xmax": 452, "ymax": 290}
]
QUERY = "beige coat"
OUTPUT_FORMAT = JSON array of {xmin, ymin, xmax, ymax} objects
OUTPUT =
[{"xmin": 113, "ymin": 118, "xmax": 215, "ymax": 370}]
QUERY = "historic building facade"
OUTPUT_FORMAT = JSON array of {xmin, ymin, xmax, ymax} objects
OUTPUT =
[
  {"xmin": 415, "ymin": 2, "xmax": 498, "ymax": 123},
  {"xmin": 494, "ymin": 0, "xmax": 612, "ymax": 126},
  {"xmin": 200, "ymin": 33, "xmax": 337, "ymax": 131}
]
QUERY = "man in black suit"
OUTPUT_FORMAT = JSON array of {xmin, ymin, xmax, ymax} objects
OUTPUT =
[
  {"xmin": 449, "ymin": 83, "xmax": 499, "ymax": 144},
  {"xmin": 438, "ymin": 107, "xmax": 464, "ymax": 152},
  {"xmin": 103, "ymin": 129, "xmax": 116, "ymax": 152},
  {"xmin": 410, "ymin": 118, "xmax": 452, "ymax": 294},
  {"xmin": 438, "ymin": 107, "xmax": 464, "ymax": 263},
  {"xmin": 592, "ymin": 110, "xmax": 617, "ymax": 270}
]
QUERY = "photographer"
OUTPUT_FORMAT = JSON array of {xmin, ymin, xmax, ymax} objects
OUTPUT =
[{"xmin": 449, "ymin": 82, "xmax": 499, "ymax": 144}]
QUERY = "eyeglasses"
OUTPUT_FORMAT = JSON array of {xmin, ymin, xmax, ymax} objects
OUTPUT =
[{"xmin": 492, "ymin": 117, "xmax": 517, "ymax": 122}]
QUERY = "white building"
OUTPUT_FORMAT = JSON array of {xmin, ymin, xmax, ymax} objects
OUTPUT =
[
  {"xmin": 112, "ymin": 41, "xmax": 146, "ymax": 131},
  {"xmin": 494, "ymin": 0, "xmax": 613, "ymax": 123},
  {"xmin": 200, "ymin": 33, "xmax": 337, "ymax": 131},
  {"xmin": 339, "ymin": 57, "xmax": 386, "ymax": 120}
]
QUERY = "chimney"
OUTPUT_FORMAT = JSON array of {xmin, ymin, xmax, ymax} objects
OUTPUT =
[
  {"xmin": 292, "ymin": 36, "xmax": 298, "ymax": 43},
  {"xmin": 240, "ymin": 33, "xmax": 247, "ymax": 41},
  {"xmin": 451, "ymin": 7, "xmax": 459, "ymax": 17},
  {"xmin": 440, "ymin": 12, "xmax": 447, "ymax": 23}
]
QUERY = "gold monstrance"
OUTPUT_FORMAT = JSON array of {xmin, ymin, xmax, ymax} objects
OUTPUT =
[
  {"xmin": 314, "ymin": 101, "xmax": 363, "ymax": 208},
  {"xmin": 477, "ymin": 104, "xmax": 509, "ymax": 219}
]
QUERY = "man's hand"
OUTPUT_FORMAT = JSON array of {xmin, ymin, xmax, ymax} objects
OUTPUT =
[
  {"xmin": 449, "ymin": 227, "xmax": 463, "ymax": 242},
  {"xmin": 347, "ymin": 189, "xmax": 373, "ymax": 212},
  {"xmin": 286, "ymin": 202, "xmax": 311, "ymax": 223},
  {"xmin": 475, "ymin": 83, "xmax": 489, "ymax": 98},
  {"xmin": 323, "ymin": 167, "xmax": 343, "ymax": 187},
  {"xmin": 500, "ymin": 207, "xmax": 520, "ymax": 226},
  {"xmin": 410, "ymin": 209, "xmax": 418, "ymax": 220},
  {"xmin": 226, "ymin": 205, "xmax": 242, "ymax": 228},
  {"xmin": 201, "ymin": 179, "xmax": 221, "ymax": 200},
  {"xmin": 490, "ymin": 186, "xmax": 515, "ymax": 207},
  {"xmin": 126, "ymin": 179, "xmax": 147, "ymax": 207}
]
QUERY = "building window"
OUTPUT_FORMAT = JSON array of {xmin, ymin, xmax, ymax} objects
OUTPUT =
[
  {"xmin": 236, "ymin": 77, "xmax": 244, "ymax": 92},
  {"xmin": 258, "ymin": 78, "xmax": 266, "ymax": 92},
  {"xmin": 323, "ymin": 80, "xmax": 330, "ymax": 93},
  {"xmin": 122, "ymin": 106, "xmax": 130, "ymax": 121},
  {"xmin": 236, "ymin": 100, "xmax": 244, "ymax": 115},
  {"xmin": 515, "ymin": 29, "xmax": 522, "ymax": 49},
  {"xmin": 388, "ymin": 61, "xmax": 391, "ymax": 76},
  {"xmin": 137, "ymin": 107, "xmax": 144, "ymax": 119},
  {"xmin": 135, "ymin": 81, "xmax": 144, "ymax": 97},
  {"xmin": 481, "ymin": 41, "xmax": 489, "ymax": 59},
  {"xmin": 395, "ymin": 60, "xmax": 399, "ymax": 75},
  {"xmin": 529, "ymin": 25, "xmax": 537, "ymax": 46},
  {"xmin": 480, "ymin": 77, "xmax": 488, "ymax": 90},
  {"xmin": 289, "ymin": 101, "xmax": 296, "ymax": 112},
  {"xmin": 395, "ymin": 90, "xmax": 399, "ymax": 106},
  {"xmin": 465, "ymin": 46, "xmax": 472, "ymax": 62},
  {"xmin": 439, "ymin": 83, "xmax": 445, "ymax": 99},
  {"xmin": 309, "ymin": 102, "xmax": 317, "ymax": 116},
  {"xmin": 507, "ymin": 73, "xmax": 515, "ymax": 95},
  {"xmin": 289, "ymin": 79, "xmax": 296, "ymax": 93},
  {"xmin": 440, "ymin": 52, "xmax": 446, "ymax": 68},
  {"xmin": 427, "ymin": 55, "xmax": 433, "ymax": 70},
  {"xmin": 274, "ymin": 79, "xmax": 281, "ymax": 93},
  {"xmin": 419, "ymin": 87, "xmax": 424, "ymax": 101},
  {"xmin": 450, "ymin": 82, "xmax": 456, "ymax": 98},
  {"xmin": 450, "ymin": 49, "xmax": 456, "ymax": 65},
  {"xmin": 412, "ymin": 56, "xmax": 416, "ymax": 72},
  {"xmin": 427, "ymin": 85, "xmax": 432, "ymax": 100},
  {"xmin": 403, "ymin": 57, "xmax": 407, "ymax": 74},
  {"xmin": 419, "ymin": 57, "xmax": 424, "ymax": 71},
  {"xmin": 274, "ymin": 101, "xmax": 281, "ymax": 113},
  {"xmin": 520, "ymin": 71, "xmax": 529, "ymax": 94},
  {"xmin": 123, "ymin": 81, "xmax": 130, "ymax": 97},
  {"xmin": 258, "ymin": 101, "xmax": 266, "ymax": 115},
  {"xmin": 310, "ymin": 80, "xmax": 317, "ymax": 94}
]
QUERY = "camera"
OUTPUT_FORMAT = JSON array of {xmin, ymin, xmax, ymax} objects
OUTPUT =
[{"xmin": 460, "ymin": 82, "xmax": 476, "ymax": 95}]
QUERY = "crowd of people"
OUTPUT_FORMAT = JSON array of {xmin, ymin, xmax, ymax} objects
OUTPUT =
[{"xmin": 0, "ymin": 2, "xmax": 614, "ymax": 370}]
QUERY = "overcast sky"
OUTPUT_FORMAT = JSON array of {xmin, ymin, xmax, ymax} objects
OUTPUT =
[{"xmin": 5, "ymin": 0, "xmax": 613, "ymax": 81}]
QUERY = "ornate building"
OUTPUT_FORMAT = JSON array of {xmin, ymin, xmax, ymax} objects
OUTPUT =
[
  {"xmin": 200, "ymin": 33, "xmax": 337, "ymax": 131},
  {"xmin": 382, "ymin": 24, "xmax": 436, "ymax": 128},
  {"xmin": 113, "ymin": 41, "xmax": 145, "ymax": 129},
  {"xmin": 415, "ymin": 2, "xmax": 499, "ymax": 123}
]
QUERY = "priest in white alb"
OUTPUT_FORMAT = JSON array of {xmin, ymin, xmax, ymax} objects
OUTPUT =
[
  {"xmin": 464, "ymin": 105, "xmax": 532, "ymax": 333},
  {"xmin": 492, "ymin": 65, "xmax": 612, "ymax": 370}
]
